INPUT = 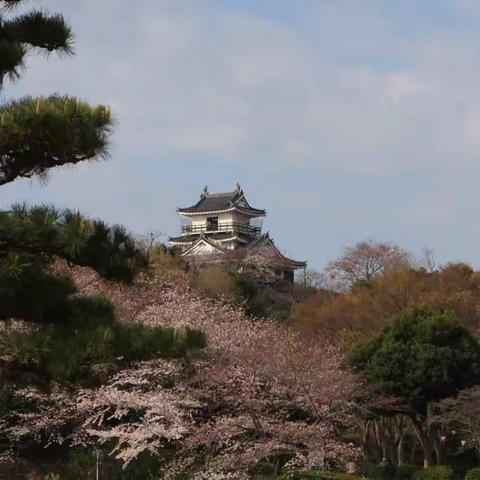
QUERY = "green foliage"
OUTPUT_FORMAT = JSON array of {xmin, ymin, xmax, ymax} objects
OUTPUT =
[
  {"xmin": 0, "ymin": 205, "xmax": 147, "ymax": 321},
  {"xmin": 272, "ymin": 469, "xmax": 364, "ymax": 480},
  {"xmin": 0, "ymin": 1, "xmax": 112, "ymax": 184},
  {"xmin": 60, "ymin": 448, "xmax": 161, "ymax": 480},
  {"xmin": 0, "ymin": 38, "xmax": 25, "ymax": 80},
  {"xmin": 0, "ymin": 0, "xmax": 73, "ymax": 81},
  {"xmin": 194, "ymin": 266, "xmax": 240, "ymax": 301},
  {"xmin": 233, "ymin": 273, "xmax": 292, "ymax": 320},
  {"xmin": 348, "ymin": 306, "xmax": 480, "ymax": 414},
  {"xmin": 0, "ymin": 297, "xmax": 205, "ymax": 383},
  {"xmin": 191, "ymin": 267, "xmax": 292, "ymax": 320},
  {"xmin": 0, "ymin": 96, "xmax": 112, "ymax": 185},
  {"xmin": 0, "ymin": 266, "xmax": 75, "ymax": 322},
  {"xmin": 148, "ymin": 243, "xmax": 186, "ymax": 272},
  {"xmin": 7, "ymin": 447, "xmax": 162, "ymax": 480},
  {"xmin": 396, "ymin": 464, "xmax": 420, "ymax": 480},
  {"xmin": 411, "ymin": 466, "xmax": 455, "ymax": 480},
  {"xmin": 3, "ymin": 11, "xmax": 73, "ymax": 53},
  {"xmin": 293, "ymin": 470, "xmax": 364, "ymax": 479},
  {"xmin": 465, "ymin": 468, "xmax": 480, "ymax": 480}
]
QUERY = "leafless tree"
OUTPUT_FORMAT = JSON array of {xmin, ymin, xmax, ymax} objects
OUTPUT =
[
  {"xmin": 437, "ymin": 386, "xmax": 480, "ymax": 456},
  {"xmin": 326, "ymin": 240, "xmax": 412, "ymax": 288},
  {"xmin": 421, "ymin": 247, "xmax": 438, "ymax": 273},
  {"xmin": 302, "ymin": 269, "xmax": 328, "ymax": 289}
]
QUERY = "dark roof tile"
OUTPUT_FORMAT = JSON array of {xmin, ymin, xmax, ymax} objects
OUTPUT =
[{"xmin": 178, "ymin": 188, "xmax": 265, "ymax": 215}]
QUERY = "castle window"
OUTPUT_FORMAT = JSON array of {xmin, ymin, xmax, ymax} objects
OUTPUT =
[{"xmin": 206, "ymin": 216, "xmax": 218, "ymax": 231}]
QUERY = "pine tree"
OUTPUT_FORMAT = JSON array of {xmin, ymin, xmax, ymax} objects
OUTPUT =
[
  {"xmin": 0, "ymin": 1, "xmax": 112, "ymax": 184},
  {"xmin": 0, "ymin": 1, "xmax": 146, "ymax": 322}
]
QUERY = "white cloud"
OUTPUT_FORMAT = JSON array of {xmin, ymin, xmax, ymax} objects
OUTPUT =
[{"xmin": 5, "ymin": 0, "xmax": 480, "ymax": 268}]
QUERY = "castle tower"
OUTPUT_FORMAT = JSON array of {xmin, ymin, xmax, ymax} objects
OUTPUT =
[{"xmin": 169, "ymin": 184, "xmax": 306, "ymax": 282}]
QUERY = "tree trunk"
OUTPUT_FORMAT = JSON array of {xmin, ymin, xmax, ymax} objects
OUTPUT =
[
  {"xmin": 397, "ymin": 434, "xmax": 406, "ymax": 466},
  {"xmin": 362, "ymin": 420, "xmax": 371, "ymax": 463},
  {"xmin": 434, "ymin": 439, "xmax": 446, "ymax": 465},
  {"xmin": 423, "ymin": 441, "xmax": 434, "ymax": 468},
  {"xmin": 412, "ymin": 413, "xmax": 435, "ymax": 469},
  {"xmin": 381, "ymin": 440, "xmax": 388, "ymax": 464},
  {"xmin": 410, "ymin": 437, "xmax": 417, "ymax": 464},
  {"xmin": 373, "ymin": 419, "xmax": 384, "ymax": 461},
  {"xmin": 391, "ymin": 415, "xmax": 408, "ymax": 466}
]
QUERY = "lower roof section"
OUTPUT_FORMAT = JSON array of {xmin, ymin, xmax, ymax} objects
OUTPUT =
[
  {"xmin": 169, "ymin": 231, "xmax": 251, "ymax": 245},
  {"xmin": 170, "ymin": 232, "xmax": 306, "ymax": 270}
]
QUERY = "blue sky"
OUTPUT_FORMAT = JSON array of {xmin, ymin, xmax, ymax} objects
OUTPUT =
[{"xmin": 3, "ymin": 0, "xmax": 480, "ymax": 270}]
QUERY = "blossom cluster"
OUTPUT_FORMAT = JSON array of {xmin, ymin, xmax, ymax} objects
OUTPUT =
[{"xmin": 1, "ymin": 260, "xmax": 358, "ymax": 477}]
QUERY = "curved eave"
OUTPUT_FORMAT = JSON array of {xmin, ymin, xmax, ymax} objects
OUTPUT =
[
  {"xmin": 169, "ymin": 232, "xmax": 251, "ymax": 243},
  {"xmin": 274, "ymin": 249, "xmax": 307, "ymax": 268},
  {"xmin": 264, "ymin": 252, "xmax": 307, "ymax": 269},
  {"xmin": 169, "ymin": 240, "xmax": 191, "ymax": 246},
  {"xmin": 178, "ymin": 206, "xmax": 266, "ymax": 217},
  {"xmin": 181, "ymin": 236, "xmax": 228, "ymax": 257},
  {"xmin": 235, "ymin": 207, "xmax": 266, "ymax": 217},
  {"xmin": 169, "ymin": 235, "xmax": 195, "ymax": 244},
  {"xmin": 217, "ymin": 236, "xmax": 249, "ymax": 244},
  {"xmin": 276, "ymin": 259, "xmax": 307, "ymax": 269},
  {"xmin": 248, "ymin": 235, "xmax": 306, "ymax": 269}
]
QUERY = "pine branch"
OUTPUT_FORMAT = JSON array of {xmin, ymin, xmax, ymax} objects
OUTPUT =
[
  {"xmin": 3, "ymin": 10, "xmax": 73, "ymax": 54},
  {"xmin": 0, "ymin": 205, "xmax": 148, "ymax": 282},
  {"xmin": 0, "ymin": 95, "xmax": 114, "ymax": 185},
  {"xmin": 0, "ymin": 40, "xmax": 25, "ymax": 81},
  {"xmin": 0, "ymin": 4, "xmax": 73, "ymax": 83},
  {"xmin": 1, "ymin": 0, "xmax": 26, "ymax": 12}
]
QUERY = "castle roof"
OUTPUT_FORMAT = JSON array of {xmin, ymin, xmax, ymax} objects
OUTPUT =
[
  {"xmin": 171, "ymin": 231, "xmax": 306, "ymax": 270},
  {"xmin": 181, "ymin": 233, "xmax": 228, "ymax": 257},
  {"xmin": 169, "ymin": 231, "xmax": 251, "ymax": 245},
  {"xmin": 178, "ymin": 184, "xmax": 266, "ymax": 217},
  {"xmin": 247, "ymin": 233, "xmax": 307, "ymax": 269}
]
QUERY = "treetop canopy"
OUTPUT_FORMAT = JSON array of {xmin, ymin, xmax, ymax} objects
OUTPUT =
[
  {"xmin": 349, "ymin": 305, "xmax": 480, "ymax": 415},
  {"xmin": 0, "ymin": 95, "xmax": 112, "ymax": 185}
]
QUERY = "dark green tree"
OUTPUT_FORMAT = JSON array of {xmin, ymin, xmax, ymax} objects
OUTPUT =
[
  {"xmin": 0, "ymin": 5, "xmax": 208, "ymax": 473},
  {"xmin": 0, "ymin": 0, "xmax": 147, "ymax": 323},
  {"xmin": 0, "ymin": 1, "xmax": 112, "ymax": 184},
  {"xmin": 349, "ymin": 306, "xmax": 480, "ymax": 468}
]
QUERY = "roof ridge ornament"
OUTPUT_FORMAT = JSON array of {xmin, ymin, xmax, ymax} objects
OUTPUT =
[{"xmin": 178, "ymin": 184, "xmax": 266, "ymax": 216}]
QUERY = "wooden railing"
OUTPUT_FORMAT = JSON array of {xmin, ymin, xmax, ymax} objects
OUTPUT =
[{"xmin": 182, "ymin": 222, "xmax": 261, "ymax": 235}]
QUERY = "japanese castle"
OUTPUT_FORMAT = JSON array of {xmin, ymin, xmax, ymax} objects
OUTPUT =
[{"xmin": 169, "ymin": 184, "xmax": 306, "ymax": 282}]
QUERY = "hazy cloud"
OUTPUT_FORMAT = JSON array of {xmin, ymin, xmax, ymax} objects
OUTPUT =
[{"xmin": 3, "ymin": 0, "xmax": 480, "ymax": 269}]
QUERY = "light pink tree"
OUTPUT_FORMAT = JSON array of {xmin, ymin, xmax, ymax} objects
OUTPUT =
[{"xmin": 2, "ymin": 261, "xmax": 359, "ymax": 477}]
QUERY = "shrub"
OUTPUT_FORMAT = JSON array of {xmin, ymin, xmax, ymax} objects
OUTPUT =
[
  {"xmin": 0, "ymin": 296, "xmax": 206, "ymax": 383},
  {"xmin": 148, "ymin": 244, "xmax": 187, "ymax": 283},
  {"xmin": 295, "ymin": 470, "xmax": 364, "ymax": 480},
  {"xmin": 412, "ymin": 466, "xmax": 455, "ymax": 480},
  {"xmin": 194, "ymin": 267, "xmax": 239, "ymax": 301},
  {"xmin": 396, "ymin": 464, "xmax": 420, "ymax": 480},
  {"xmin": 466, "ymin": 468, "xmax": 480, "ymax": 480},
  {"xmin": 119, "ymin": 324, "xmax": 206, "ymax": 360},
  {"xmin": 0, "ymin": 267, "xmax": 75, "ymax": 323},
  {"xmin": 234, "ymin": 273, "xmax": 292, "ymax": 320},
  {"xmin": 354, "ymin": 461, "xmax": 383, "ymax": 479},
  {"xmin": 61, "ymin": 448, "xmax": 160, "ymax": 480},
  {"xmin": 67, "ymin": 295, "xmax": 116, "ymax": 327}
]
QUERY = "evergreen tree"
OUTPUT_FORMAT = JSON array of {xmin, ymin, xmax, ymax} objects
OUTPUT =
[
  {"xmin": 0, "ymin": 1, "xmax": 111, "ymax": 184},
  {"xmin": 0, "ymin": 0, "xmax": 146, "ymax": 322},
  {"xmin": 349, "ymin": 306, "xmax": 480, "ymax": 467}
]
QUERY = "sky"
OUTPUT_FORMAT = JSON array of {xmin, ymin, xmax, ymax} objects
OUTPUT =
[{"xmin": 3, "ymin": 0, "xmax": 480, "ymax": 270}]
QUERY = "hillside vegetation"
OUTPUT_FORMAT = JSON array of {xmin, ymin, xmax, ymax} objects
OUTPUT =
[
  {"xmin": 3, "ymin": 1, "xmax": 480, "ymax": 478},
  {"xmin": 0, "ymin": 252, "xmax": 357, "ymax": 478}
]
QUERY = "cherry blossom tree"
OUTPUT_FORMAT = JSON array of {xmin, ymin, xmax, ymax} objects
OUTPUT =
[{"xmin": 1, "ymin": 260, "xmax": 359, "ymax": 477}]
